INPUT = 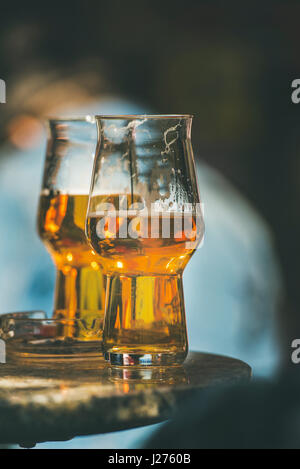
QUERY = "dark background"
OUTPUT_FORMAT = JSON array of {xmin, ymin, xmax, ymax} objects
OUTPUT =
[{"xmin": 0, "ymin": 0, "xmax": 299, "ymax": 363}]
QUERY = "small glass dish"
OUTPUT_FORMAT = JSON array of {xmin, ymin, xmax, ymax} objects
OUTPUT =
[{"xmin": 0, "ymin": 311, "xmax": 103, "ymax": 360}]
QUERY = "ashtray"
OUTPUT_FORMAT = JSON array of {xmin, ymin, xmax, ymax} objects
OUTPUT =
[{"xmin": 0, "ymin": 311, "xmax": 103, "ymax": 360}]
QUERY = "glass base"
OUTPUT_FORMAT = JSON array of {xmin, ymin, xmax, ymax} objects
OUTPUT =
[
  {"xmin": 103, "ymin": 273, "xmax": 188, "ymax": 367},
  {"xmin": 104, "ymin": 350, "xmax": 187, "ymax": 367}
]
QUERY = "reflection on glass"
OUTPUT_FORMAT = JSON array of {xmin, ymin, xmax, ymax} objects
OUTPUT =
[{"xmin": 108, "ymin": 365, "xmax": 188, "ymax": 386}]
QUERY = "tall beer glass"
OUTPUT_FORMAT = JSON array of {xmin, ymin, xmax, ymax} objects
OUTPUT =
[
  {"xmin": 38, "ymin": 118, "xmax": 105, "ymax": 345},
  {"xmin": 86, "ymin": 115, "xmax": 204, "ymax": 366}
]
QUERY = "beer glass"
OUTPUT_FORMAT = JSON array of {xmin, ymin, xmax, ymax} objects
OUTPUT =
[
  {"xmin": 86, "ymin": 115, "xmax": 204, "ymax": 366},
  {"xmin": 37, "ymin": 118, "xmax": 105, "ymax": 348}
]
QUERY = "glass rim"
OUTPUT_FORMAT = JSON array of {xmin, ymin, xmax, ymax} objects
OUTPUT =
[
  {"xmin": 0, "ymin": 318, "xmax": 100, "ymax": 323},
  {"xmin": 95, "ymin": 114, "xmax": 194, "ymax": 120},
  {"xmin": 45, "ymin": 115, "xmax": 193, "ymax": 124},
  {"xmin": 46, "ymin": 116, "xmax": 96, "ymax": 124},
  {"xmin": 0, "ymin": 311, "xmax": 102, "ymax": 324}
]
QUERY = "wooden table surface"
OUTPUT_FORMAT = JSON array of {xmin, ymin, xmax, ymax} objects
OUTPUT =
[{"xmin": 0, "ymin": 352, "xmax": 251, "ymax": 446}]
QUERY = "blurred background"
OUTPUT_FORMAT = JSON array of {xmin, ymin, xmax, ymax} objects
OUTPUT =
[{"xmin": 0, "ymin": 0, "xmax": 299, "ymax": 448}]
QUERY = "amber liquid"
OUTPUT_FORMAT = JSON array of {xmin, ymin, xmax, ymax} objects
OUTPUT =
[
  {"xmin": 38, "ymin": 192, "xmax": 105, "ymax": 341},
  {"xmin": 87, "ymin": 195, "xmax": 200, "ymax": 365}
]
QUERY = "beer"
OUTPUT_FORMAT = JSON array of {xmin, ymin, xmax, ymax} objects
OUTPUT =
[
  {"xmin": 87, "ymin": 194, "xmax": 201, "ymax": 364},
  {"xmin": 38, "ymin": 191, "xmax": 105, "ymax": 340}
]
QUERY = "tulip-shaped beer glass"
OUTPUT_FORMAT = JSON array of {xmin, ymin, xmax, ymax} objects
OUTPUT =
[
  {"xmin": 37, "ymin": 118, "xmax": 105, "ymax": 349},
  {"xmin": 86, "ymin": 115, "xmax": 204, "ymax": 366}
]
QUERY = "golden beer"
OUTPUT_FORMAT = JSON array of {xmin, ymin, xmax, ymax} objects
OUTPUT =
[
  {"xmin": 38, "ymin": 191, "xmax": 105, "ymax": 339},
  {"xmin": 87, "ymin": 194, "xmax": 200, "ymax": 363}
]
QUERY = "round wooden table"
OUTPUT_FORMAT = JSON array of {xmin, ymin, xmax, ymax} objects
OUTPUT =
[{"xmin": 0, "ymin": 352, "xmax": 251, "ymax": 447}]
